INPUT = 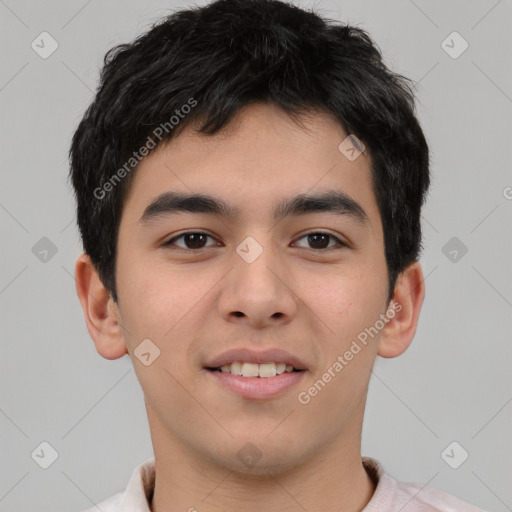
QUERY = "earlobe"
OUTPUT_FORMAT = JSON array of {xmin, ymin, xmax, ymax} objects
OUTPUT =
[
  {"xmin": 74, "ymin": 253, "xmax": 128, "ymax": 360},
  {"xmin": 377, "ymin": 261, "xmax": 425, "ymax": 359}
]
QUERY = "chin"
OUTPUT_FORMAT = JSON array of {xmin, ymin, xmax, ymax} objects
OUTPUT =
[{"xmin": 203, "ymin": 440, "xmax": 311, "ymax": 476}]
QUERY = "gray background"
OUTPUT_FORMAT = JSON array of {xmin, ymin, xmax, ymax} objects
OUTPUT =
[{"xmin": 1, "ymin": 0, "xmax": 511, "ymax": 510}]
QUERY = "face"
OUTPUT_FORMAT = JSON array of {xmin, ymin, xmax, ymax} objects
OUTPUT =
[{"xmin": 113, "ymin": 102, "xmax": 391, "ymax": 473}]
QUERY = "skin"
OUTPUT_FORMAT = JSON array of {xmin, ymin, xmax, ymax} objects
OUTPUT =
[{"xmin": 75, "ymin": 102, "xmax": 425, "ymax": 512}]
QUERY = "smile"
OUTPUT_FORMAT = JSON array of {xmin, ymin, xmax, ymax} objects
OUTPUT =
[{"xmin": 204, "ymin": 365, "xmax": 307, "ymax": 400}]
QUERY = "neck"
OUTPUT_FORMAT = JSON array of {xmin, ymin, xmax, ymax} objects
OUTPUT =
[{"xmin": 147, "ymin": 404, "xmax": 376, "ymax": 512}]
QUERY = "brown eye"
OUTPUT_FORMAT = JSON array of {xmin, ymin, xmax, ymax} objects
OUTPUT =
[
  {"xmin": 293, "ymin": 232, "xmax": 346, "ymax": 250},
  {"xmin": 163, "ymin": 232, "xmax": 217, "ymax": 250}
]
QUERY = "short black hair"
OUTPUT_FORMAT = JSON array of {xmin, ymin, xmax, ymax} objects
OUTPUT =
[{"xmin": 68, "ymin": 0, "xmax": 430, "ymax": 305}]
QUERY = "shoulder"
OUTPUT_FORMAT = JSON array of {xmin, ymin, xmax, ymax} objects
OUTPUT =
[
  {"xmin": 76, "ymin": 457, "xmax": 155, "ymax": 512},
  {"xmin": 362, "ymin": 457, "xmax": 487, "ymax": 512},
  {"xmin": 395, "ymin": 481, "xmax": 488, "ymax": 511}
]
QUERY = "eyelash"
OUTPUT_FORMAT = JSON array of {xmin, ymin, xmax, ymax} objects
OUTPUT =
[{"xmin": 162, "ymin": 231, "xmax": 347, "ymax": 252}]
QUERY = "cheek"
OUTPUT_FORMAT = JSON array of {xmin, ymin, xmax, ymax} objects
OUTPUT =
[
  {"xmin": 115, "ymin": 263, "xmax": 190, "ymax": 367},
  {"xmin": 119, "ymin": 269, "xmax": 199, "ymax": 406},
  {"xmin": 299, "ymin": 269, "xmax": 385, "ymax": 337},
  {"xmin": 118, "ymin": 251, "xmax": 192, "ymax": 324}
]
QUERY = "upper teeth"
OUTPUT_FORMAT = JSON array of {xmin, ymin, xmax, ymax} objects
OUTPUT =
[{"xmin": 219, "ymin": 362, "xmax": 295, "ymax": 377}]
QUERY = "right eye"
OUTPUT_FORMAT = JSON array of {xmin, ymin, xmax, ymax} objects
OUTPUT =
[{"xmin": 162, "ymin": 231, "xmax": 220, "ymax": 251}]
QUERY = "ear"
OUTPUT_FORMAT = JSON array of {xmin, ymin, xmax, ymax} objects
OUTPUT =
[
  {"xmin": 377, "ymin": 260, "xmax": 425, "ymax": 358},
  {"xmin": 74, "ymin": 253, "xmax": 128, "ymax": 360}
]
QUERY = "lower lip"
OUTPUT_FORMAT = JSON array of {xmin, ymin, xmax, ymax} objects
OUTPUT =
[{"xmin": 204, "ymin": 369, "xmax": 306, "ymax": 400}]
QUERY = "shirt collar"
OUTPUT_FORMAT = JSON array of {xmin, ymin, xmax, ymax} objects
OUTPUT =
[{"xmin": 117, "ymin": 457, "xmax": 155, "ymax": 511}]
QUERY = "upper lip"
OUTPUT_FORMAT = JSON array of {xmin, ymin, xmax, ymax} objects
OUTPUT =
[{"xmin": 204, "ymin": 348, "xmax": 308, "ymax": 370}]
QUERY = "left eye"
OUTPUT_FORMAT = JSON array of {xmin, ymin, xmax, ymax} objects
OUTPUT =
[
  {"xmin": 293, "ymin": 232, "xmax": 346, "ymax": 250},
  {"xmin": 163, "ymin": 231, "xmax": 345, "ymax": 251}
]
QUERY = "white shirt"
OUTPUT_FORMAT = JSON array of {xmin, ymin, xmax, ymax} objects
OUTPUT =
[{"xmin": 80, "ymin": 456, "xmax": 486, "ymax": 511}]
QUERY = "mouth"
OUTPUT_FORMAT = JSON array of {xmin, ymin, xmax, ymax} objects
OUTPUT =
[
  {"xmin": 202, "ymin": 348, "xmax": 309, "ymax": 399},
  {"xmin": 207, "ymin": 367, "xmax": 304, "ymax": 372},
  {"xmin": 204, "ymin": 362, "xmax": 305, "ymax": 377},
  {"xmin": 203, "ymin": 348, "xmax": 309, "ymax": 375},
  {"xmin": 203, "ymin": 364, "xmax": 307, "ymax": 400}
]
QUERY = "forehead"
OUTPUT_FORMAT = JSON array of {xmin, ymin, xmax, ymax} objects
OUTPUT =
[{"xmin": 121, "ymin": 102, "xmax": 379, "ymax": 228}]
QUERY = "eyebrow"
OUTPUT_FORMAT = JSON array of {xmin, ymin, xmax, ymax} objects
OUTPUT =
[{"xmin": 138, "ymin": 190, "xmax": 369, "ymax": 226}]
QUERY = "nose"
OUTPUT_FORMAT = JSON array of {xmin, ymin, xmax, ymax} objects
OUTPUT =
[{"xmin": 217, "ymin": 241, "xmax": 298, "ymax": 328}]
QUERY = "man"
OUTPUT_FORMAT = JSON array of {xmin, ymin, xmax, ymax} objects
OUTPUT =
[{"xmin": 69, "ymin": 0, "xmax": 485, "ymax": 510}]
